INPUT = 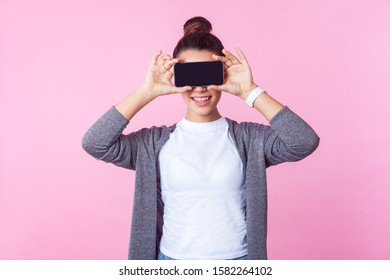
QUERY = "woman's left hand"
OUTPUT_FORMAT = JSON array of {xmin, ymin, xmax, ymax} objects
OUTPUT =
[{"xmin": 207, "ymin": 47, "xmax": 258, "ymax": 99}]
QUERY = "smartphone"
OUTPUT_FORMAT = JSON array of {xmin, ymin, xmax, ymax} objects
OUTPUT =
[{"xmin": 173, "ymin": 61, "xmax": 224, "ymax": 87}]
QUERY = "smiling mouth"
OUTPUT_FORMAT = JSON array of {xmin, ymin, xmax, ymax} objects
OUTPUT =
[{"xmin": 191, "ymin": 96, "xmax": 211, "ymax": 102}]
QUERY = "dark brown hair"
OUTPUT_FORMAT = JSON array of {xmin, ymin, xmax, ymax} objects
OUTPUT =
[{"xmin": 172, "ymin": 16, "xmax": 226, "ymax": 58}]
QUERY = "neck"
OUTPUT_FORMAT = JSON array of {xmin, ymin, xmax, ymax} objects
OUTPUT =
[{"xmin": 185, "ymin": 108, "xmax": 222, "ymax": 123}]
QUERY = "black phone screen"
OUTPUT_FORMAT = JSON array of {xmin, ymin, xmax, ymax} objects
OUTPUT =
[{"xmin": 173, "ymin": 61, "xmax": 224, "ymax": 87}]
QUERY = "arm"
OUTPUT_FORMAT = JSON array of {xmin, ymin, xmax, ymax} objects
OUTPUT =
[
  {"xmin": 260, "ymin": 102, "xmax": 320, "ymax": 167},
  {"xmin": 241, "ymin": 82, "xmax": 284, "ymax": 121},
  {"xmin": 210, "ymin": 48, "xmax": 319, "ymax": 166},
  {"xmin": 114, "ymin": 84, "xmax": 155, "ymax": 121},
  {"xmin": 242, "ymin": 83, "xmax": 319, "ymax": 167},
  {"xmin": 81, "ymin": 50, "xmax": 191, "ymax": 169},
  {"xmin": 114, "ymin": 49, "xmax": 191, "ymax": 120},
  {"xmin": 81, "ymin": 86, "xmax": 154, "ymax": 170},
  {"xmin": 81, "ymin": 107, "xmax": 136, "ymax": 170}
]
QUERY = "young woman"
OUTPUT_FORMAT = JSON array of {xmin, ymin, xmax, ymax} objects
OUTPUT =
[{"xmin": 81, "ymin": 16, "xmax": 320, "ymax": 260}]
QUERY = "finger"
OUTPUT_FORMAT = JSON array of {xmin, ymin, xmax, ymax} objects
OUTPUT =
[
  {"xmin": 158, "ymin": 54, "xmax": 170, "ymax": 66},
  {"xmin": 236, "ymin": 47, "xmax": 249, "ymax": 66},
  {"xmin": 166, "ymin": 58, "xmax": 180, "ymax": 75},
  {"xmin": 163, "ymin": 55, "xmax": 179, "ymax": 70},
  {"xmin": 165, "ymin": 57, "xmax": 178, "ymax": 69},
  {"xmin": 222, "ymin": 48, "xmax": 241, "ymax": 64},
  {"xmin": 212, "ymin": 54, "xmax": 232, "ymax": 71},
  {"xmin": 158, "ymin": 55, "xmax": 171, "ymax": 73},
  {"xmin": 150, "ymin": 50, "xmax": 162, "ymax": 68},
  {"xmin": 213, "ymin": 54, "xmax": 229, "ymax": 72}
]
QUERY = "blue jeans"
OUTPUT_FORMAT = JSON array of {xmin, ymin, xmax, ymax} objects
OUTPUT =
[{"xmin": 157, "ymin": 249, "xmax": 248, "ymax": 260}]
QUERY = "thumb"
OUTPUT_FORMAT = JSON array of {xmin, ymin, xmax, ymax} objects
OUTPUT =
[
  {"xmin": 207, "ymin": 84, "xmax": 228, "ymax": 92},
  {"xmin": 170, "ymin": 85, "xmax": 192, "ymax": 94}
]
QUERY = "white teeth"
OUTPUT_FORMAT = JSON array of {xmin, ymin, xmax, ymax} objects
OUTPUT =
[{"xmin": 193, "ymin": 97, "xmax": 211, "ymax": 102}]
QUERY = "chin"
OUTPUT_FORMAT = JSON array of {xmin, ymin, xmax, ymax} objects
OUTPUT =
[{"xmin": 182, "ymin": 91, "xmax": 221, "ymax": 117}]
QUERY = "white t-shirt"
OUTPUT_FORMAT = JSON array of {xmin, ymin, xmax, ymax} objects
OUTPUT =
[{"xmin": 158, "ymin": 116, "xmax": 247, "ymax": 259}]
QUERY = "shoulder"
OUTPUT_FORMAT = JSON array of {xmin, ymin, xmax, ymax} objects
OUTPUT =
[
  {"xmin": 132, "ymin": 123, "xmax": 176, "ymax": 138},
  {"xmin": 225, "ymin": 117, "xmax": 268, "ymax": 137},
  {"xmin": 135, "ymin": 123, "xmax": 175, "ymax": 133},
  {"xmin": 129, "ymin": 124, "xmax": 177, "ymax": 151}
]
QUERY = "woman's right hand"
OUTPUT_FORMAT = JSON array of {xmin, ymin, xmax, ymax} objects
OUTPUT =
[{"xmin": 141, "ymin": 50, "xmax": 192, "ymax": 100}]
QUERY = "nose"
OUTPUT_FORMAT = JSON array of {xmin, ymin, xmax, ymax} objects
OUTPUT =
[{"xmin": 192, "ymin": 86, "xmax": 207, "ymax": 92}]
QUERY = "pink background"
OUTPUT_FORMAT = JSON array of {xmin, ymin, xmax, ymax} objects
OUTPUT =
[{"xmin": 1, "ymin": 0, "xmax": 389, "ymax": 260}]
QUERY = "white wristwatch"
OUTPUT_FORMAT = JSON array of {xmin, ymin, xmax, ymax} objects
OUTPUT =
[{"xmin": 245, "ymin": 86, "xmax": 265, "ymax": 107}]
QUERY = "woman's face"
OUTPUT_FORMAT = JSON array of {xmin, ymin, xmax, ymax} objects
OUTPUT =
[{"xmin": 177, "ymin": 49, "xmax": 222, "ymax": 122}]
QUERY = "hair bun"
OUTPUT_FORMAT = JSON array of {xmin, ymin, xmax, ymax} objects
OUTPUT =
[{"xmin": 183, "ymin": 16, "xmax": 212, "ymax": 36}]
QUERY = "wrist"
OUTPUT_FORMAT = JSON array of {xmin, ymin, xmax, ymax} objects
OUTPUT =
[
  {"xmin": 241, "ymin": 82, "xmax": 259, "ymax": 100},
  {"xmin": 136, "ymin": 84, "xmax": 157, "ymax": 103},
  {"xmin": 243, "ymin": 84, "xmax": 266, "ymax": 108}
]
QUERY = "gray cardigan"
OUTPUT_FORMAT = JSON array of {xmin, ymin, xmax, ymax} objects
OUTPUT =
[{"xmin": 81, "ymin": 105, "xmax": 320, "ymax": 260}]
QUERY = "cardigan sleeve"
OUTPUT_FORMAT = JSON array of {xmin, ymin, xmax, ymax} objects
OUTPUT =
[
  {"xmin": 81, "ymin": 105, "xmax": 138, "ymax": 170},
  {"xmin": 263, "ymin": 106, "xmax": 320, "ymax": 167}
]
